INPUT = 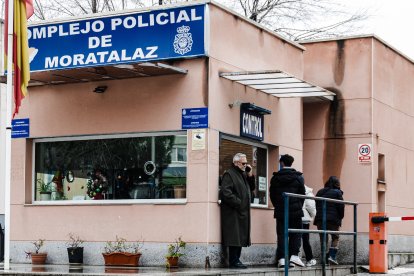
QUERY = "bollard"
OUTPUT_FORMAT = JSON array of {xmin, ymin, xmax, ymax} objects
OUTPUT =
[{"xmin": 369, "ymin": 212, "xmax": 388, "ymax": 273}]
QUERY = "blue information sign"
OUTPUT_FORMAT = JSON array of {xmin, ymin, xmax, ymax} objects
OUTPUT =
[
  {"xmin": 28, "ymin": 4, "xmax": 206, "ymax": 72},
  {"xmin": 182, "ymin": 108, "xmax": 208, "ymax": 129},
  {"xmin": 12, "ymin": 118, "xmax": 30, "ymax": 138}
]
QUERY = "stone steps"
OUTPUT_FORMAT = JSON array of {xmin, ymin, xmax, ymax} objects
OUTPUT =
[{"xmin": 388, "ymin": 252, "xmax": 414, "ymax": 269}]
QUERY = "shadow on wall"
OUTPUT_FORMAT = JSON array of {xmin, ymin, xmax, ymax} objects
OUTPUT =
[{"xmin": 323, "ymin": 88, "xmax": 345, "ymax": 182}]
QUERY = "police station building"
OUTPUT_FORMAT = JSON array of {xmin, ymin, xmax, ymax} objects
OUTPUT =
[{"xmin": 4, "ymin": 0, "xmax": 414, "ymax": 267}]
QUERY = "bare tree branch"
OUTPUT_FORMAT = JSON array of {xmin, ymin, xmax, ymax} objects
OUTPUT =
[{"xmin": 18, "ymin": 0, "xmax": 371, "ymax": 42}]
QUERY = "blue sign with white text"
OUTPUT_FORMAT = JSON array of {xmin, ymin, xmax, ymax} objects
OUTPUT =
[
  {"xmin": 12, "ymin": 118, "xmax": 30, "ymax": 138},
  {"xmin": 28, "ymin": 4, "xmax": 206, "ymax": 72},
  {"xmin": 182, "ymin": 108, "xmax": 208, "ymax": 129}
]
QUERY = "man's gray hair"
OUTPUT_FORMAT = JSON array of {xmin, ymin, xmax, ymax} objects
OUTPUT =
[{"xmin": 233, "ymin": 153, "xmax": 246, "ymax": 163}]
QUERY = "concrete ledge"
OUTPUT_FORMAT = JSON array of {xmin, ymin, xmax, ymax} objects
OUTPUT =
[{"xmin": 389, "ymin": 252, "xmax": 414, "ymax": 268}]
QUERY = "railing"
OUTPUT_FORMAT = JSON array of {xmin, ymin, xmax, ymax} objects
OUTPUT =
[
  {"xmin": 0, "ymin": 223, "xmax": 4, "ymax": 262},
  {"xmin": 282, "ymin": 192, "xmax": 358, "ymax": 276}
]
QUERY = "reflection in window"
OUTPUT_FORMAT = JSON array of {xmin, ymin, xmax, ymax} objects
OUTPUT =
[
  {"xmin": 219, "ymin": 138, "xmax": 267, "ymax": 206},
  {"xmin": 34, "ymin": 133, "xmax": 187, "ymax": 201}
]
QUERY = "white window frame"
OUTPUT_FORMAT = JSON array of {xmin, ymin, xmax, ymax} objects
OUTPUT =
[{"xmin": 31, "ymin": 131, "xmax": 188, "ymax": 205}]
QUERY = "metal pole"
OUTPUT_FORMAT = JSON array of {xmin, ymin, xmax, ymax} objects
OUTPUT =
[
  {"xmin": 283, "ymin": 193, "xmax": 289, "ymax": 276},
  {"xmin": 322, "ymin": 200, "xmax": 327, "ymax": 276},
  {"xmin": 4, "ymin": 0, "xmax": 15, "ymax": 270},
  {"xmin": 353, "ymin": 204, "xmax": 358, "ymax": 273}
]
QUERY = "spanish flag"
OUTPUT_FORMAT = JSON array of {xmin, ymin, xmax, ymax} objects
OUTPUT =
[{"xmin": 4, "ymin": 0, "xmax": 34, "ymax": 117}]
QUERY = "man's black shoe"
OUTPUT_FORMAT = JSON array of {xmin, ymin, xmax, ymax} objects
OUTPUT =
[{"xmin": 229, "ymin": 262, "xmax": 248, "ymax": 269}]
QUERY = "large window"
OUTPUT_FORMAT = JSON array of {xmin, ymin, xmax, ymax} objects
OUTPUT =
[
  {"xmin": 219, "ymin": 136, "xmax": 268, "ymax": 206},
  {"xmin": 34, "ymin": 133, "xmax": 187, "ymax": 201}
]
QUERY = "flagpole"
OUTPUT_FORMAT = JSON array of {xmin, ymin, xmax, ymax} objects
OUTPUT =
[{"xmin": 4, "ymin": 0, "xmax": 14, "ymax": 270}]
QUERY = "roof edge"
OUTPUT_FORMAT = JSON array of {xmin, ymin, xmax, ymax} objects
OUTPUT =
[
  {"xmin": 27, "ymin": 0, "xmax": 210, "ymax": 27},
  {"xmin": 209, "ymin": 0, "xmax": 305, "ymax": 51},
  {"xmin": 300, "ymin": 34, "xmax": 414, "ymax": 65},
  {"xmin": 26, "ymin": 0, "xmax": 305, "ymax": 51}
]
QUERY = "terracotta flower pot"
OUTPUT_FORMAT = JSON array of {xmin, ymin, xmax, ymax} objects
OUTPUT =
[
  {"xmin": 102, "ymin": 252, "xmax": 141, "ymax": 267},
  {"xmin": 31, "ymin": 253, "xmax": 47, "ymax": 265},
  {"xmin": 166, "ymin": 256, "xmax": 179, "ymax": 268}
]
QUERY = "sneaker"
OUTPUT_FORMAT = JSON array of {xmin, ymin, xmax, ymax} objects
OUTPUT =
[
  {"xmin": 306, "ymin": 259, "xmax": 317, "ymax": 267},
  {"xmin": 278, "ymin": 258, "xmax": 285, "ymax": 268},
  {"xmin": 328, "ymin": 257, "xmax": 338, "ymax": 265},
  {"xmin": 290, "ymin": 255, "xmax": 305, "ymax": 267}
]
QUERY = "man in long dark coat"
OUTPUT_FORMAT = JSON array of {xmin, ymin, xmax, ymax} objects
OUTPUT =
[{"xmin": 220, "ymin": 153, "xmax": 255, "ymax": 269}]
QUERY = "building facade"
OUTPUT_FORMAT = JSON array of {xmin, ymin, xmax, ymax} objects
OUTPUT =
[
  {"xmin": 302, "ymin": 36, "xmax": 414, "ymax": 263},
  {"xmin": 1, "ymin": 1, "xmax": 414, "ymax": 267}
]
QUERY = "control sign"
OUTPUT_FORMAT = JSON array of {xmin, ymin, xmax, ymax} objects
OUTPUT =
[{"xmin": 358, "ymin": 144, "xmax": 372, "ymax": 163}]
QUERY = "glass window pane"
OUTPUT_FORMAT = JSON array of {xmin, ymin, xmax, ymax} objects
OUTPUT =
[
  {"xmin": 177, "ymin": 148, "xmax": 186, "ymax": 162},
  {"xmin": 34, "ymin": 133, "xmax": 187, "ymax": 201}
]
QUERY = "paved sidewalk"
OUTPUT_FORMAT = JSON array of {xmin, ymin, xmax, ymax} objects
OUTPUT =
[
  {"xmin": 0, "ymin": 263, "xmax": 355, "ymax": 276},
  {"xmin": 358, "ymin": 263, "xmax": 414, "ymax": 275}
]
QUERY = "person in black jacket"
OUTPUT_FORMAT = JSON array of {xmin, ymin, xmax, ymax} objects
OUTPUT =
[
  {"xmin": 270, "ymin": 154, "xmax": 306, "ymax": 268},
  {"xmin": 220, "ymin": 153, "xmax": 255, "ymax": 269},
  {"xmin": 313, "ymin": 176, "xmax": 344, "ymax": 265}
]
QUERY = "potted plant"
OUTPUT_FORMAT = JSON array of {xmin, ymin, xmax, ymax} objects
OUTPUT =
[
  {"xmin": 66, "ymin": 233, "xmax": 84, "ymax": 264},
  {"xmin": 36, "ymin": 179, "xmax": 52, "ymax": 201},
  {"xmin": 25, "ymin": 239, "xmax": 47, "ymax": 265},
  {"xmin": 165, "ymin": 236, "xmax": 186, "ymax": 268},
  {"xmin": 102, "ymin": 236, "xmax": 143, "ymax": 267}
]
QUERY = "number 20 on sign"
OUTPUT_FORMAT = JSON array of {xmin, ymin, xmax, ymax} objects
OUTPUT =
[{"xmin": 358, "ymin": 144, "xmax": 372, "ymax": 163}]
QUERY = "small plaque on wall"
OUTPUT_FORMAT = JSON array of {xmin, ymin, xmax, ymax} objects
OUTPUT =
[{"xmin": 192, "ymin": 129, "xmax": 206, "ymax": 150}]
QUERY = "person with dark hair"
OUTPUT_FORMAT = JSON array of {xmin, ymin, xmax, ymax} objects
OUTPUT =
[
  {"xmin": 220, "ymin": 153, "xmax": 255, "ymax": 269},
  {"xmin": 313, "ymin": 176, "xmax": 344, "ymax": 265},
  {"xmin": 270, "ymin": 154, "xmax": 306, "ymax": 268}
]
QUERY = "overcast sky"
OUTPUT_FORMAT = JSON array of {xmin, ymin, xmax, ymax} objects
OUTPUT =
[{"xmin": 341, "ymin": 0, "xmax": 414, "ymax": 60}]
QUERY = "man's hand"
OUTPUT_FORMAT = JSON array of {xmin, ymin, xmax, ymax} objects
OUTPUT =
[{"xmin": 246, "ymin": 165, "xmax": 253, "ymax": 177}]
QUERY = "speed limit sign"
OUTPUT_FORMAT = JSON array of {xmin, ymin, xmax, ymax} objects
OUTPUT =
[{"xmin": 358, "ymin": 144, "xmax": 372, "ymax": 163}]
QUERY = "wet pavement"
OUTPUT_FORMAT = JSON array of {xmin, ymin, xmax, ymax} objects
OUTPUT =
[
  {"xmin": 3, "ymin": 262, "xmax": 414, "ymax": 275},
  {"xmin": 0, "ymin": 263, "xmax": 355, "ymax": 276},
  {"xmin": 358, "ymin": 263, "xmax": 414, "ymax": 275}
]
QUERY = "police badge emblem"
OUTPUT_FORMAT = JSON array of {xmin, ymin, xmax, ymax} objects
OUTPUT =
[{"xmin": 173, "ymin": 25, "xmax": 193, "ymax": 55}]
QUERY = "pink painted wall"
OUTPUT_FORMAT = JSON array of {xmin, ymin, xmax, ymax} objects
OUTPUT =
[
  {"xmin": 12, "ymin": 58, "xmax": 212, "ymax": 243},
  {"xmin": 372, "ymin": 38, "xmax": 414, "ymax": 235},
  {"xmin": 207, "ymin": 4, "xmax": 306, "ymax": 244},
  {"xmin": 302, "ymin": 38, "xmax": 374, "ymax": 233},
  {"xmin": 11, "ymin": 2, "xmax": 307, "ymax": 251},
  {"xmin": 303, "ymin": 36, "xmax": 414, "ymax": 235},
  {"xmin": 208, "ymin": 4, "xmax": 304, "ymax": 77}
]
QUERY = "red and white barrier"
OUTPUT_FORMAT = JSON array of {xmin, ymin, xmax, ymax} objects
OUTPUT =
[{"xmin": 384, "ymin": 216, "xmax": 414, "ymax": 222}]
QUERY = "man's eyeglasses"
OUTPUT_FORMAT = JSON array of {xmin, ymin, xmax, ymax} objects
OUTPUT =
[{"xmin": 240, "ymin": 162, "xmax": 247, "ymax": 166}]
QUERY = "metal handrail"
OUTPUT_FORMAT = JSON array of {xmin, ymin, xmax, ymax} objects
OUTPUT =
[{"xmin": 282, "ymin": 192, "xmax": 358, "ymax": 276}]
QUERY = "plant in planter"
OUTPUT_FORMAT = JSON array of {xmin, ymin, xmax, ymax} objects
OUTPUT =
[
  {"xmin": 102, "ymin": 236, "xmax": 143, "ymax": 267},
  {"xmin": 25, "ymin": 239, "xmax": 47, "ymax": 265},
  {"xmin": 165, "ymin": 236, "xmax": 186, "ymax": 268},
  {"xmin": 36, "ymin": 179, "xmax": 52, "ymax": 201},
  {"xmin": 66, "ymin": 233, "xmax": 84, "ymax": 264}
]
